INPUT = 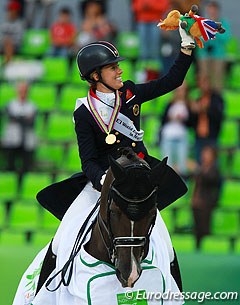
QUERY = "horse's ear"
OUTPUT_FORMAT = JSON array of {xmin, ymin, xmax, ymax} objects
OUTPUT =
[
  {"xmin": 108, "ymin": 155, "xmax": 126, "ymax": 180},
  {"xmin": 150, "ymin": 157, "xmax": 168, "ymax": 182}
]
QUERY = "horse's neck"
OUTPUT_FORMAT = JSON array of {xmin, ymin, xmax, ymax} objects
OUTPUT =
[{"xmin": 84, "ymin": 217, "xmax": 111, "ymax": 264}]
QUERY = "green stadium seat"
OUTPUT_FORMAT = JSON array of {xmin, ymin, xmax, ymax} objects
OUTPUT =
[
  {"xmin": 19, "ymin": 172, "xmax": 52, "ymax": 201},
  {"xmin": 228, "ymin": 63, "xmax": 240, "ymax": 89},
  {"xmin": 0, "ymin": 199, "xmax": 14, "ymax": 227},
  {"xmin": 211, "ymin": 209, "xmax": 239, "ymax": 235},
  {"xmin": 35, "ymin": 113, "xmax": 47, "ymax": 139},
  {"xmin": 171, "ymin": 234, "xmax": 195, "ymax": 252},
  {"xmin": 116, "ymin": 31, "xmax": 140, "ymax": 60},
  {"xmin": 220, "ymin": 179, "xmax": 240, "ymax": 207},
  {"xmin": 10, "ymin": 199, "xmax": 40, "ymax": 230},
  {"xmin": 47, "ymin": 113, "xmax": 75, "ymax": 142},
  {"xmin": 35, "ymin": 143, "xmax": 64, "ymax": 170},
  {"xmin": 231, "ymin": 149, "xmax": 240, "ymax": 177},
  {"xmin": 174, "ymin": 207, "xmax": 193, "ymax": 232},
  {"xmin": 20, "ymin": 29, "xmax": 50, "ymax": 57},
  {"xmin": 0, "ymin": 230, "xmax": 26, "ymax": 245},
  {"xmin": 219, "ymin": 120, "xmax": 239, "ymax": 147},
  {"xmin": 141, "ymin": 116, "xmax": 160, "ymax": 146},
  {"xmin": 223, "ymin": 90, "xmax": 240, "ymax": 118},
  {"xmin": 41, "ymin": 57, "xmax": 68, "ymax": 84},
  {"xmin": 120, "ymin": 60, "xmax": 134, "ymax": 81},
  {"xmin": 0, "ymin": 82, "xmax": 15, "ymax": 110},
  {"xmin": 28, "ymin": 83, "xmax": 57, "ymax": 112},
  {"xmin": 201, "ymin": 236, "xmax": 230, "ymax": 253},
  {"xmin": 9, "ymin": 203, "xmax": 58, "ymax": 235},
  {"xmin": 0, "ymin": 201, "xmax": 5, "ymax": 227},
  {"xmin": 59, "ymin": 84, "xmax": 87, "ymax": 112},
  {"xmin": 63, "ymin": 144, "xmax": 81, "ymax": 172},
  {"xmin": 68, "ymin": 61, "xmax": 90, "ymax": 88},
  {"xmin": 0, "ymin": 172, "xmax": 18, "ymax": 201},
  {"xmin": 225, "ymin": 36, "xmax": 240, "ymax": 63}
]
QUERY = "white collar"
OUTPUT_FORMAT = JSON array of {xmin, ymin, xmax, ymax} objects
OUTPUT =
[{"xmin": 96, "ymin": 90, "xmax": 115, "ymax": 106}]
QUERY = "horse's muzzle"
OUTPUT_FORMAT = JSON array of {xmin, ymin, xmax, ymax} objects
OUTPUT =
[
  {"xmin": 116, "ymin": 268, "xmax": 142, "ymax": 288},
  {"xmin": 115, "ymin": 254, "xmax": 142, "ymax": 288}
]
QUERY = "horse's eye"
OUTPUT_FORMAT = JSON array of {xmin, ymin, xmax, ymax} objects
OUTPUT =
[{"xmin": 110, "ymin": 206, "xmax": 121, "ymax": 216}]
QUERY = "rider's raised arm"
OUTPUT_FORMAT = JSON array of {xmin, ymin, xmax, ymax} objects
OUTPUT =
[{"xmin": 134, "ymin": 50, "xmax": 193, "ymax": 103}]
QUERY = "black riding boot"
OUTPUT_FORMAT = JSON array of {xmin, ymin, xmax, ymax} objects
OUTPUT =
[
  {"xmin": 170, "ymin": 248, "xmax": 183, "ymax": 292},
  {"xmin": 36, "ymin": 240, "xmax": 56, "ymax": 294}
]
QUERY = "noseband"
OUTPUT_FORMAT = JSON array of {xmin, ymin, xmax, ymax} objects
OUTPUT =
[{"xmin": 97, "ymin": 163, "xmax": 158, "ymax": 264}]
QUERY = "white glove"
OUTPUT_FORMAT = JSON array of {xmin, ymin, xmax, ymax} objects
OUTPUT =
[
  {"xmin": 100, "ymin": 174, "xmax": 106, "ymax": 186},
  {"xmin": 179, "ymin": 21, "xmax": 195, "ymax": 48}
]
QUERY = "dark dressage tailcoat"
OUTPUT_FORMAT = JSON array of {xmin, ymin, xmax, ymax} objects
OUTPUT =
[{"xmin": 37, "ymin": 51, "xmax": 193, "ymax": 220}]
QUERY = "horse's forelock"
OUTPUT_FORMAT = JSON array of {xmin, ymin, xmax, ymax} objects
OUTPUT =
[
  {"xmin": 101, "ymin": 148, "xmax": 153, "ymax": 215},
  {"xmin": 118, "ymin": 167, "xmax": 152, "ymax": 197},
  {"xmin": 111, "ymin": 149, "xmax": 152, "ymax": 197}
]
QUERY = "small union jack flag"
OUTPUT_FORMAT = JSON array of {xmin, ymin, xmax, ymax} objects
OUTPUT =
[{"xmin": 191, "ymin": 14, "xmax": 219, "ymax": 41}]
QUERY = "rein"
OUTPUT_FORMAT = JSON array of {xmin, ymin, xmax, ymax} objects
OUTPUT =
[{"xmin": 45, "ymin": 199, "xmax": 100, "ymax": 292}]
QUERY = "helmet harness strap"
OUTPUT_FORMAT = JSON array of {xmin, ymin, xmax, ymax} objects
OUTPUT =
[{"xmin": 92, "ymin": 66, "xmax": 117, "ymax": 93}]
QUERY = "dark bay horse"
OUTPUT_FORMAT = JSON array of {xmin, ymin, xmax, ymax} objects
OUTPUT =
[{"xmin": 85, "ymin": 147, "xmax": 167, "ymax": 287}]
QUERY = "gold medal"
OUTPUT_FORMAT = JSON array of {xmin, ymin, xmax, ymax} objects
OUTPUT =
[
  {"xmin": 105, "ymin": 133, "xmax": 116, "ymax": 145},
  {"xmin": 133, "ymin": 104, "xmax": 139, "ymax": 116},
  {"xmin": 87, "ymin": 90, "xmax": 122, "ymax": 145}
]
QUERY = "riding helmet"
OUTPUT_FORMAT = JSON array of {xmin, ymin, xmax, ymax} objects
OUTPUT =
[{"xmin": 76, "ymin": 41, "xmax": 125, "ymax": 81}]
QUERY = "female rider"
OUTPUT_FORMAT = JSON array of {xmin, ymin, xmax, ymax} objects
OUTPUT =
[{"xmin": 36, "ymin": 26, "xmax": 195, "ymax": 292}]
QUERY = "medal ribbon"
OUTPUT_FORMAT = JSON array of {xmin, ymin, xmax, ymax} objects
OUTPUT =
[{"xmin": 87, "ymin": 89, "xmax": 121, "ymax": 135}]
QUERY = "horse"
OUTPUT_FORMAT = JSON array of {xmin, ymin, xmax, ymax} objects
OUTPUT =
[
  {"xmin": 13, "ymin": 147, "xmax": 184, "ymax": 305},
  {"xmin": 85, "ymin": 148, "xmax": 159, "ymax": 288}
]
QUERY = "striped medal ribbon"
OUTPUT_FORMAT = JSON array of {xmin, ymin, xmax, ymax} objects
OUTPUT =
[{"xmin": 87, "ymin": 90, "xmax": 122, "ymax": 144}]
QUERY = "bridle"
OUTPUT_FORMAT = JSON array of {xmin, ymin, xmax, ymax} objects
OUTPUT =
[{"xmin": 97, "ymin": 163, "xmax": 158, "ymax": 264}]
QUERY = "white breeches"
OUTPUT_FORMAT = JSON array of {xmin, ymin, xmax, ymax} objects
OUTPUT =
[
  {"xmin": 52, "ymin": 181, "xmax": 174, "ymax": 262},
  {"xmin": 52, "ymin": 182, "xmax": 100, "ymax": 255}
]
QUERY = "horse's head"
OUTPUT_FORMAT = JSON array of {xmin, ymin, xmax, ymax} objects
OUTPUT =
[{"xmin": 99, "ymin": 148, "xmax": 167, "ymax": 288}]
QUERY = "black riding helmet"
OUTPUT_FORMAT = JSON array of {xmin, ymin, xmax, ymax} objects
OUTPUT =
[{"xmin": 76, "ymin": 41, "xmax": 125, "ymax": 84}]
